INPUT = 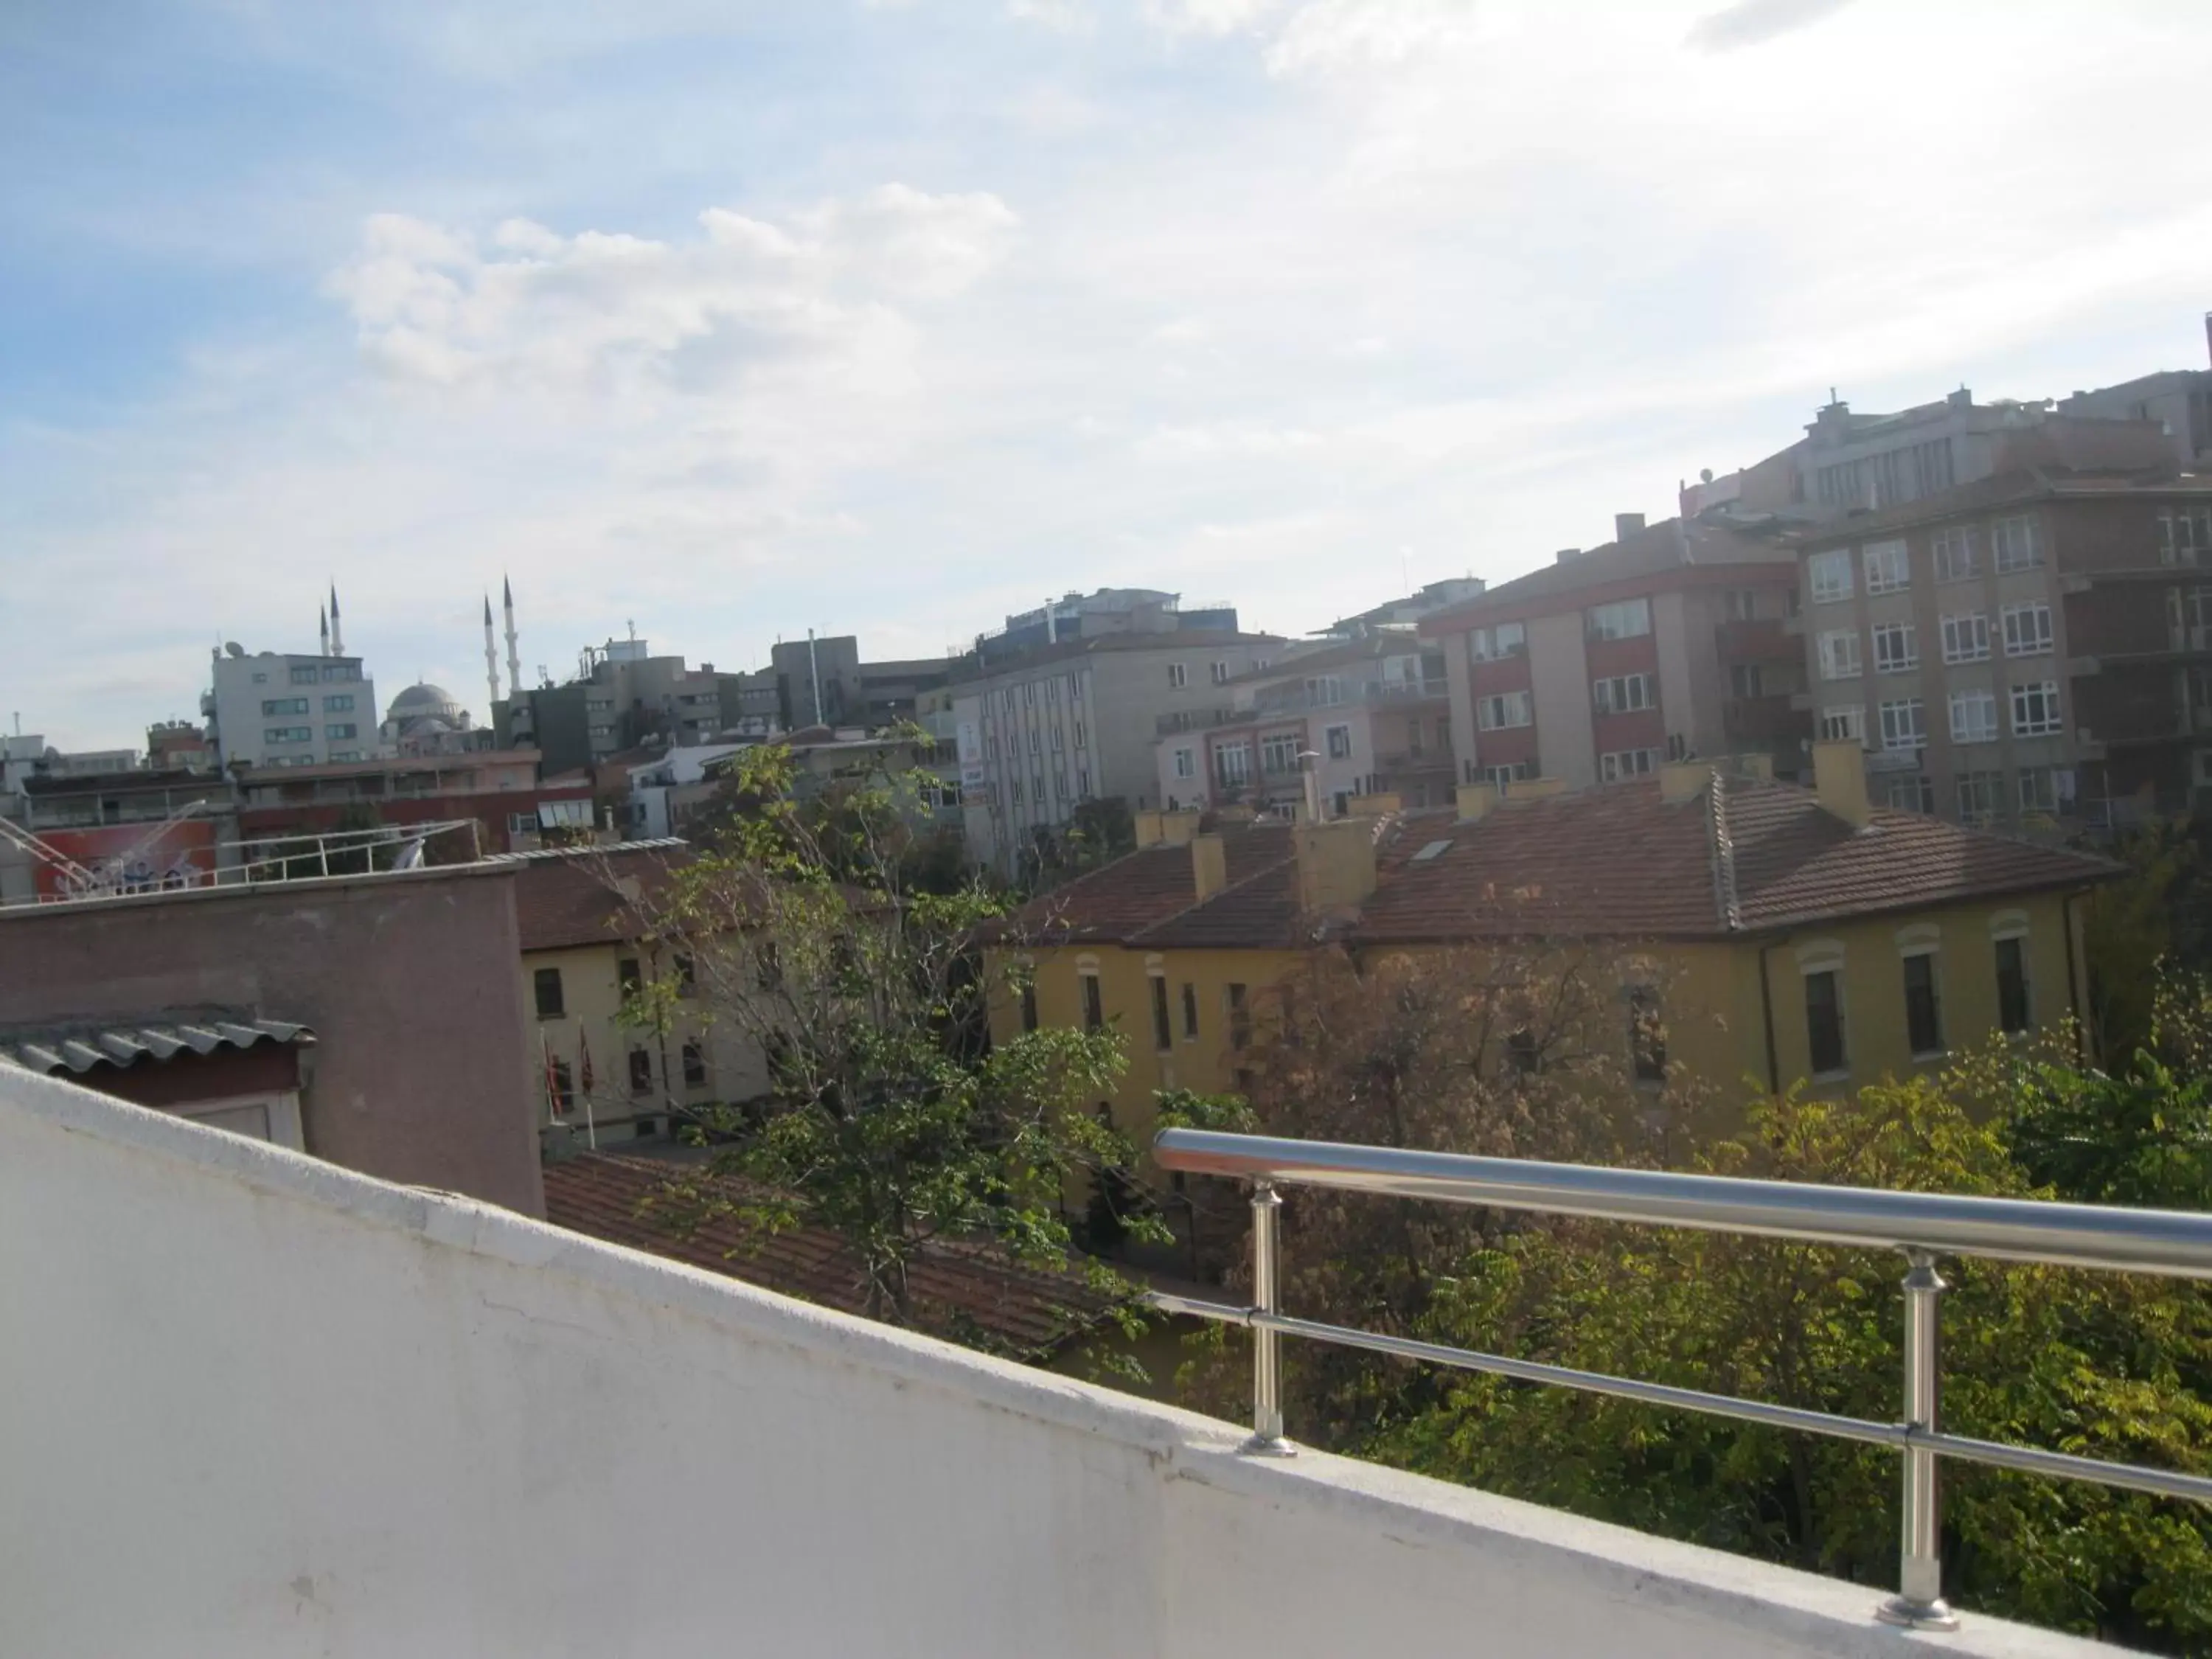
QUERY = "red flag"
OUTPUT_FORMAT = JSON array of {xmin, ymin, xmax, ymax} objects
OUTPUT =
[
  {"xmin": 543, "ymin": 1031, "xmax": 568, "ymax": 1117},
  {"xmin": 579, "ymin": 1028, "xmax": 595, "ymax": 1096}
]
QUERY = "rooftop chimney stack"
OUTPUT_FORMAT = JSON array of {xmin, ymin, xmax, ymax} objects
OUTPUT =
[
  {"xmin": 1555, "ymin": 548, "xmax": 1581, "ymax": 565},
  {"xmin": 1812, "ymin": 738, "xmax": 1871, "ymax": 828},
  {"xmin": 1615, "ymin": 512, "xmax": 1646, "ymax": 543},
  {"xmin": 1293, "ymin": 818, "xmax": 1380, "ymax": 917},
  {"xmin": 1191, "ymin": 833, "xmax": 1228, "ymax": 901}
]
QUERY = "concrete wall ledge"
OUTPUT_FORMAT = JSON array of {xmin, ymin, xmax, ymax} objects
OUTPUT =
[{"xmin": 0, "ymin": 1068, "xmax": 2133, "ymax": 1659}]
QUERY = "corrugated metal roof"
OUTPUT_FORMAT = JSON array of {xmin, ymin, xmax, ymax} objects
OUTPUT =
[{"xmin": 0, "ymin": 1018, "xmax": 315, "ymax": 1076}]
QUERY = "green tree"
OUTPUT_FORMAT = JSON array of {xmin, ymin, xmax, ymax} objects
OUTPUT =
[{"xmin": 620, "ymin": 740, "xmax": 1150, "ymax": 1329}]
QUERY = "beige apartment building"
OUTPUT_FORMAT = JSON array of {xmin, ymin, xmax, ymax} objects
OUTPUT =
[
  {"xmin": 1790, "ymin": 467, "xmax": 2212, "ymax": 832},
  {"xmin": 1419, "ymin": 515, "xmax": 1807, "ymax": 792},
  {"xmin": 1153, "ymin": 637, "xmax": 1453, "ymax": 816},
  {"xmin": 953, "ymin": 631, "xmax": 1286, "ymax": 872}
]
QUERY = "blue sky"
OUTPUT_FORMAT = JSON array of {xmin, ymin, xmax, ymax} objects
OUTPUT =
[{"xmin": 5, "ymin": 0, "xmax": 2211, "ymax": 749}]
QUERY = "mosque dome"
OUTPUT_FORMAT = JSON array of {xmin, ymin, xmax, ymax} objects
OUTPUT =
[{"xmin": 386, "ymin": 683, "xmax": 466, "ymax": 731}]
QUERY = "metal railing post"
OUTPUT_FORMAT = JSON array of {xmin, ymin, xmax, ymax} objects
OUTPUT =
[
  {"xmin": 1879, "ymin": 1250, "xmax": 1956, "ymax": 1630},
  {"xmin": 1242, "ymin": 1180, "xmax": 1293, "ymax": 1455}
]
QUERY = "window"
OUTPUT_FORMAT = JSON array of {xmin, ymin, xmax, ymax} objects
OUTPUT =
[
  {"xmin": 1627, "ymin": 987, "xmax": 1666, "ymax": 1083},
  {"xmin": 1902, "ymin": 952, "xmax": 1944, "ymax": 1057},
  {"xmin": 618, "ymin": 957, "xmax": 642, "ymax": 995},
  {"xmin": 1081, "ymin": 973, "xmax": 1103, "ymax": 1032},
  {"xmin": 1932, "ymin": 524, "xmax": 1981, "ymax": 583},
  {"xmin": 1480, "ymin": 761, "xmax": 1531, "ymax": 790},
  {"xmin": 2018, "ymin": 766, "xmax": 2067, "ymax": 815},
  {"xmin": 682, "ymin": 1043, "xmax": 707, "ymax": 1088},
  {"xmin": 1032, "ymin": 773, "xmax": 1046, "ymax": 803},
  {"xmin": 1261, "ymin": 733, "xmax": 1301, "ymax": 774},
  {"xmin": 1173, "ymin": 746, "xmax": 1196, "ymax": 779},
  {"xmin": 2011, "ymin": 681, "xmax": 2063, "ymax": 737},
  {"xmin": 1729, "ymin": 663, "xmax": 1765, "ymax": 698},
  {"xmin": 1010, "ymin": 778, "xmax": 1022, "ymax": 804},
  {"xmin": 675, "ymin": 954, "xmax": 696, "ymax": 995},
  {"xmin": 1210, "ymin": 661, "xmax": 1231, "ymax": 684},
  {"xmin": 1048, "ymin": 726, "xmax": 1062, "ymax": 753},
  {"xmin": 290, "ymin": 665, "xmax": 319, "ymax": 685},
  {"xmin": 2001, "ymin": 602, "xmax": 2053, "ymax": 658},
  {"xmin": 533, "ymin": 967, "xmax": 565, "ymax": 1019},
  {"xmin": 1150, "ymin": 975, "xmax": 1172, "ymax": 1051},
  {"xmin": 1023, "ymin": 683, "xmax": 1035, "ymax": 707},
  {"xmin": 1325, "ymin": 724, "xmax": 1352, "ymax": 759},
  {"xmin": 1940, "ymin": 613, "xmax": 1989, "ymax": 664},
  {"xmin": 1949, "ymin": 689, "xmax": 1998, "ymax": 744},
  {"xmin": 1074, "ymin": 720, "xmax": 1086, "ymax": 749},
  {"xmin": 1955, "ymin": 769, "xmax": 2006, "ymax": 826},
  {"xmin": 1863, "ymin": 540, "xmax": 1910, "ymax": 595},
  {"xmin": 1018, "ymin": 980, "xmax": 1040, "ymax": 1032},
  {"xmin": 323, "ymin": 694, "xmax": 355, "ymax": 713},
  {"xmin": 1995, "ymin": 936, "xmax": 2031, "ymax": 1034},
  {"xmin": 1599, "ymin": 748, "xmax": 1659, "ymax": 782},
  {"xmin": 1470, "ymin": 622, "xmax": 1526, "ymax": 660},
  {"xmin": 1071, "ymin": 675, "xmax": 1083, "ymax": 703},
  {"xmin": 1227, "ymin": 982, "xmax": 1251, "ymax": 1049},
  {"xmin": 1879, "ymin": 698, "xmax": 1925, "ymax": 751},
  {"xmin": 1818, "ymin": 630, "xmax": 1862, "ymax": 681},
  {"xmin": 1029, "ymin": 728, "xmax": 1040, "ymax": 755},
  {"xmin": 1306, "ymin": 675, "xmax": 1345, "ymax": 706},
  {"xmin": 261, "ymin": 698, "xmax": 310, "ymax": 717},
  {"xmin": 1077, "ymin": 766, "xmax": 1091, "ymax": 796},
  {"xmin": 1992, "ymin": 515, "xmax": 2043, "ymax": 572},
  {"xmin": 628, "ymin": 1049, "xmax": 653, "ymax": 1096},
  {"xmin": 1586, "ymin": 598, "xmax": 1652, "ymax": 640},
  {"xmin": 1820, "ymin": 705, "xmax": 1865, "ymax": 743},
  {"xmin": 1805, "ymin": 969, "xmax": 1846, "ymax": 1076},
  {"xmin": 1592, "ymin": 672, "xmax": 1652, "ymax": 714},
  {"xmin": 1478, "ymin": 691, "xmax": 1533, "ymax": 730},
  {"xmin": 1808, "ymin": 549, "xmax": 1854, "ymax": 605},
  {"xmin": 1215, "ymin": 742, "xmax": 1251, "ymax": 785},
  {"xmin": 2157, "ymin": 507, "xmax": 2212, "ymax": 566},
  {"xmin": 262, "ymin": 726, "xmax": 313, "ymax": 745},
  {"xmin": 325, "ymin": 723, "xmax": 358, "ymax": 740},
  {"xmin": 1168, "ymin": 663, "xmax": 1188, "ymax": 689},
  {"xmin": 251, "ymin": 671, "xmax": 267, "ymax": 684},
  {"xmin": 1406, "ymin": 721, "xmax": 1424, "ymax": 757},
  {"xmin": 1885, "ymin": 772, "xmax": 1935, "ymax": 813},
  {"xmin": 1871, "ymin": 621, "xmax": 1918, "ymax": 674},
  {"xmin": 549, "ymin": 1059, "xmax": 574, "ymax": 1113},
  {"xmin": 1180, "ymin": 982, "xmax": 1199, "ymax": 1040},
  {"xmin": 1725, "ymin": 588, "xmax": 1759, "ymax": 621}
]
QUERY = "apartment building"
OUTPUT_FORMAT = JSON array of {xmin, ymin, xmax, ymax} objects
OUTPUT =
[
  {"xmin": 232, "ymin": 750, "xmax": 596, "ymax": 856},
  {"xmin": 952, "ymin": 631, "xmax": 1286, "ymax": 872},
  {"xmin": 1791, "ymin": 467, "xmax": 2212, "ymax": 831},
  {"xmin": 975, "ymin": 588, "xmax": 1239, "ymax": 668},
  {"xmin": 765, "ymin": 634, "xmax": 963, "ymax": 731},
  {"xmin": 1153, "ymin": 637, "xmax": 1453, "ymax": 816},
  {"xmin": 1314, "ymin": 577, "xmax": 1486, "ymax": 641},
  {"xmin": 991, "ymin": 745, "xmax": 2113, "ymax": 1147},
  {"xmin": 204, "ymin": 644, "xmax": 380, "ymax": 770},
  {"xmin": 500, "ymin": 637, "xmax": 726, "ymax": 773},
  {"xmin": 2059, "ymin": 318, "xmax": 2212, "ymax": 473},
  {"xmin": 1420, "ymin": 515, "xmax": 1807, "ymax": 793}
]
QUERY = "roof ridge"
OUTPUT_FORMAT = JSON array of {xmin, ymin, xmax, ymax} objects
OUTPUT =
[{"xmin": 1708, "ymin": 771, "xmax": 1743, "ymax": 932}]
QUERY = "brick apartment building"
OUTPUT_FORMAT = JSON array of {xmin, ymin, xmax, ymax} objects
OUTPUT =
[
  {"xmin": 233, "ymin": 751, "xmax": 597, "ymax": 858},
  {"xmin": 1790, "ymin": 468, "xmax": 2212, "ymax": 832},
  {"xmin": 1419, "ymin": 515, "xmax": 1808, "ymax": 792}
]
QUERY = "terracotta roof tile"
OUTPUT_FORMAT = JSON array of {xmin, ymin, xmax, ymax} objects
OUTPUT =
[
  {"xmin": 540, "ymin": 1152, "xmax": 1109, "ymax": 1358},
  {"xmin": 511, "ymin": 844, "xmax": 692, "ymax": 953},
  {"xmin": 1011, "ymin": 777, "xmax": 2118, "ymax": 950}
]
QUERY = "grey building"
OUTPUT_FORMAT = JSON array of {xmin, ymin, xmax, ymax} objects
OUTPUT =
[
  {"xmin": 765, "ymin": 635, "xmax": 962, "ymax": 731},
  {"xmin": 499, "ymin": 636, "xmax": 726, "ymax": 775},
  {"xmin": 950, "ymin": 630, "xmax": 1287, "ymax": 872},
  {"xmin": 975, "ymin": 589, "xmax": 1239, "ymax": 669}
]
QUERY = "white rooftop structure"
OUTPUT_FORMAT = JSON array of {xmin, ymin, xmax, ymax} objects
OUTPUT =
[{"xmin": 0, "ymin": 1067, "xmax": 2130, "ymax": 1658}]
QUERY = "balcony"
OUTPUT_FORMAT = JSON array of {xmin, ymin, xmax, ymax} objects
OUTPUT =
[
  {"xmin": 3, "ymin": 1069, "xmax": 2140, "ymax": 1659},
  {"xmin": 1157, "ymin": 708, "xmax": 1241, "ymax": 737},
  {"xmin": 1721, "ymin": 695, "xmax": 1807, "ymax": 743},
  {"xmin": 1715, "ymin": 619, "xmax": 1793, "ymax": 662},
  {"xmin": 1251, "ymin": 678, "xmax": 1449, "ymax": 717}
]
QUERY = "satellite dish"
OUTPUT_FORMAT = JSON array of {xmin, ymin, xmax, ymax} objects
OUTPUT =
[{"xmin": 224, "ymin": 641, "xmax": 246, "ymax": 658}]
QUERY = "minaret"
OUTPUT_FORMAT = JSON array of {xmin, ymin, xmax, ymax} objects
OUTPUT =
[
  {"xmin": 502, "ymin": 576, "xmax": 522, "ymax": 697},
  {"xmin": 319, "ymin": 605, "xmax": 330, "ymax": 657},
  {"xmin": 483, "ymin": 595, "xmax": 501, "ymax": 712},
  {"xmin": 328, "ymin": 584, "xmax": 345, "ymax": 655}
]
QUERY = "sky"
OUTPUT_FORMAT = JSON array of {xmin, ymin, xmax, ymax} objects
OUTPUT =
[{"xmin": 4, "ymin": 0, "xmax": 2210, "ymax": 751}]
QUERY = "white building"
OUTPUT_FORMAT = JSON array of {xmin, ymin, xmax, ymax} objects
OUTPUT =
[
  {"xmin": 952, "ymin": 631, "xmax": 1288, "ymax": 872},
  {"xmin": 204, "ymin": 647, "xmax": 379, "ymax": 769}
]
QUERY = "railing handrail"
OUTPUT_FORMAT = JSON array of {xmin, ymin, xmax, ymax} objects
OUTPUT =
[
  {"xmin": 1150, "ymin": 1126, "xmax": 2212, "ymax": 1632},
  {"xmin": 1150, "ymin": 1127, "xmax": 2212, "ymax": 1279}
]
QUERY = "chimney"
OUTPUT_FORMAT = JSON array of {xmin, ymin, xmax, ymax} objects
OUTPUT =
[
  {"xmin": 1345, "ymin": 792, "xmax": 1401, "ymax": 817},
  {"xmin": 1157, "ymin": 809, "xmax": 1202, "ymax": 846},
  {"xmin": 1191, "ymin": 833, "xmax": 1228, "ymax": 901},
  {"xmin": 1614, "ymin": 512, "xmax": 1646, "ymax": 543},
  {"xmin": 1555, "ymin": 548, "xmax": 1582, "ymax": 565},
  {"xmin": 1133, "ymin": 809, "xmax": 1166, "ymax": 848},
  {"xmin": 1503, "ymin": 776, "xmax": 1568, "ymax": 804},
  {"xmin": 1811, "ymin": 738, "xmax": 1871, "ymax": 828},
  {"xmin": 1658, "ymin": 761, "xmax": 1710, "ymax": 804},
  {"xmin": 1733, "ymin": 752, "xmax": 1775, "ymax": 782},
  {"xmin": 1294, "ymin": 819, "xmax": 1379, "ymax": 917},
  {"xmin": 1455, "ymin": 782, "xmax": 1497, "ymax": 821}
]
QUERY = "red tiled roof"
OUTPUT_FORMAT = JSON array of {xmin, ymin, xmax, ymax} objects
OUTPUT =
[
  {"xmin": 540, "ymin": 1152, "xmax": 1110, "ymax": 1358},
  {"xmin": 510, "ymin": 844, "xmax": 692, "ymax": 953},
  {"xmin": 1418, "ymin": 518, "xmax": 1787, "ymax": 633},
  {"xmin": 1012, "ymin": 777, "xmax": 2117, "ymax": 950}
]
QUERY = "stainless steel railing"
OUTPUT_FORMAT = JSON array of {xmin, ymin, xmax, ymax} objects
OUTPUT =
[{"xmin": 1149, "ymin": 1127, "xmax": 2212, "ymax": 1632}]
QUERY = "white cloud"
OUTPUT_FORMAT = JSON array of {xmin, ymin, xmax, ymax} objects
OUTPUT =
[
  {"xmin": 1142, "ymin": 0, "xmax": 1281, "ymax": 38},
  {"xmin": 1007, "ymin": 0, "xmax": 1093, "ymax": 35}
]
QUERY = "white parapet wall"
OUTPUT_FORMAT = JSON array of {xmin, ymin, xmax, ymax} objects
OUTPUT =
[{"xmin": 0, "ymin": 1068, "xmax": 2129, "ymax": 1659}]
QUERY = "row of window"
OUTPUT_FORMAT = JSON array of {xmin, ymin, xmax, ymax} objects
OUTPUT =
[
  {"xmin": 1004, "ymin": 766, "xmax": 1093, "ymax": 806},
  {"xmin": 984, "ymin": 719, "xmax": 1088, "ymax": 761},
  {"xmin": 1164, "ymin": 661, "xmax": 1261, "ymax": 691},
  {"xmin": 1801, "ymin": 933, "xmax": 2032, "ymax": 1078},
  {"xmin": 1846, "ymin": 762, "xmax": 2070, "ymax": 818},
  {"xmin": 1041, "ymin": 970, "xmax": 1253, "ymax": 1054},
  {"xmin": 1478, "ymin": 690, "xmax": 1533, "ymax": 731},
  {"xmin": 2157, "ymin": 507, "xmax": 2212, "ymax": 566},
  {"xmin": 543, "ymin": 1043, "xmax": 709, "ymax": 1109},
  {"xmin": 1599, "ymin": 747, "xmax": 1659, "ymax": 783},
  {"xmin": 534, "ymin": 956, "xmax": 692, "ymax": 1020},
  {"xmin": 260, "ymin": 694, "xmax": 357, "ymax": 717},
  {"xmin": 286, "ymin": 663, "xmax": 364, "ymax": 684},
  {"xmin": 1819, "ymin": 683, "xmax": 2063, "ymax": 751},
  {"xmin": 1808, "ymin": 517, "xmax": 2045, "ymax": 605},
  {"xmin": 1592, "ymin": 672, "xmax": 1652, "ymax": 714},
  {"xmin": 1819, "ymin": 608, "xmax": 2053, "ymax": 681}
]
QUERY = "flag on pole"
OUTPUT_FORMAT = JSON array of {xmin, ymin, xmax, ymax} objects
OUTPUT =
[
  {"xmin": 543, "ymin": 1031, "xmax": 568, "ymax": 1117},
  {"xmin": 579, "ymin": 1028, "xmax": 595, "ymax": 1096}
]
